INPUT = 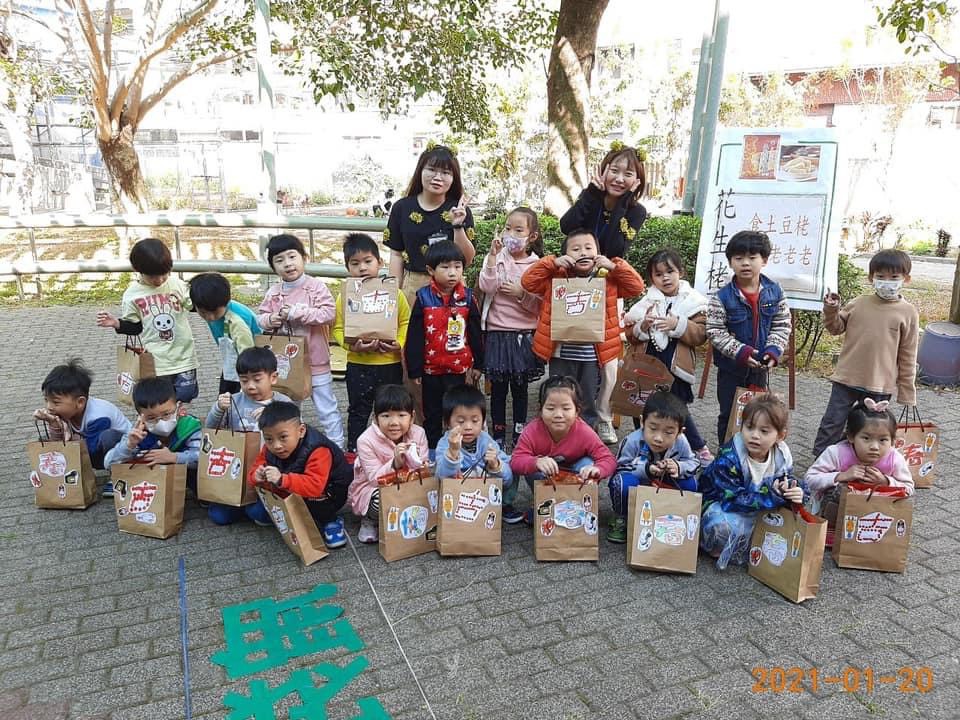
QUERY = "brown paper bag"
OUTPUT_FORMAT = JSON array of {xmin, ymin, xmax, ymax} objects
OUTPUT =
[
  {"xmin": 342, "ymin": 275, "xmax": 400, "ymax": 344},
  {"xmin": 256, "ymin": 486, "xmax": 329, "ymax": 565},
  {"xmin": 832, "ymin": 483, "xmax": 913, "ymax": 573},
  {"xmin": 378, "ymin": 469, "xmax": 439, "ymax": 562},
  {"xmin": 197, "ymin": 421, "xmax": 261, "ymax": 506},
  {"xmin": 626, "ymin": 482, "xmax": 702, "ymax": 574},
  {"xmin": 748, "ymin": 505, "xmax": 827, "ymax": 603},
  {"xmin": 436, "ymin": 474, "xmax": 503, "ymax": 557},
  {"xmin": 609, "ymin": 346, "xmax": 674, "ymax": 417},
  {"xmin": 724, "ymin": 385, "xmax": 768, "ymax": 442},
  {"xmin": 26, "ymin": 426, "xmax": 97, "ymax": 509},
  {"xmin": 116, "ymin": 336, "xmax": 156, "ymax": 407},
  {"xmin": 255, "ymin": 327, "xmax": 311, "ymax": 401},
  {"xmin": 533, "ymin": 473, "xmax": 600, "ymax": 562},
  {"xmin": 111, "ymin": 463, "xmax": 187, "ymax": 539},
  {"xmin": 895, "ymin": 407, "xmax": 939, "ymax": 489},
  {"xmin": 550, "ymin": 276, "xmax": 605, "ymax": 344}
]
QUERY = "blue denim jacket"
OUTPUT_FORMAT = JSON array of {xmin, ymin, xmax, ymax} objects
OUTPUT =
[{"xmin": 712, "ymin": 276, "xmax": 785, "ymax": 373}]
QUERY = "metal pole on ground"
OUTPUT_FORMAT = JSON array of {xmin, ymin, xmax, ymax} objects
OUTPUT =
[
  {"xmin": 681, "ymin": 32, "xmax": 711, "ymax": 215},
  {"xmin": 694, "ymin": 11, "xmax": 729, "ymax": 219},
  {"xmin": 255, "ymin": 0, "xmax": 277, "ymax": 288}
]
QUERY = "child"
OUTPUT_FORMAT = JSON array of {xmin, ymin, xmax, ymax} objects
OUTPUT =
[
  {"xmin": 699, "ymin": 394, "xmax": 805, "ymax": 569},
  {"xmin": 806, "ymin": 399, "xmax": 914, "ymax": 542},
  {"xmin": 812, "ymin": 249, "xmax": 918, "ymax": 457},
  {"xmin": 559, "ymin": 143, "xmax": 647, "ymax": 259},
  {"xmin": 522, "ymin": 228, "xmax": 645, "ymax": 442},
  {"xmin": 405, "ymin": 240, "xmax": 483, "ymax": 448},
  {"xmin": 435, "ymin": 384, "xmax": 513, "ymax": 513},
  {"xmin": 96, "ymin": 238, "xmax": 199, "ymax": 403},
  {"xmin": 384, "ymin": 144, "xmax": 476, "ymax": 307},
  {"xmin": 205, "ymin": 347, "xmax": 292, "ymax": 431},
  {"xmin": 510, "ymin": 376, "xmax": 618, "ymax": 524},
  {"xmin": 188, "ymin": 272, "xmax": 260, "ymax": 395},
  {"xmin": 606, "ymin": 390, "xmax": 699, "ymax": 543},
  {"xmin": 624, "ymin": 248, "xmax": 711, "ymax": 462},
  {"xmin": 349, "ymin": 385, "xmax": 428, "ymax": 543},
  {"xmin": 248, "ymin": 401, "xmax": 352, "ymax": 549},
  {"xmin": 478, "ymin": 207, "xmax": 544, "ymax": 448},
  {"xmin": 705, "ymin": 230, "xmax": 791, "ymax": 445},
  {"xmin": 33, "ymin": 359, "xmax": 131, "ymax": 486},
  {"xmin": 258, "ymin": 233, "xmax": 344, "ymax": 449},
  {"xmin": 332, "ymin": 233, "xmax": 410, "ymax": 453}
]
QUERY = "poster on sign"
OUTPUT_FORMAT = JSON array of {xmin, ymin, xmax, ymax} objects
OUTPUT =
[{"xmin": 694, "ymin": 128, "xmax": 842, "ymax": 311}]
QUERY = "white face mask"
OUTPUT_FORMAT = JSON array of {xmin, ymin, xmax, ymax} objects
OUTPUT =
[
  {"xmin": 502, "ymin": 234, "xmax": 527, "ymax": 254},
  {"xmin": 874, "ymin": 278, "xmax": 903, "ymax": 300},
  {"xmin": 147, "ymin": 417, "xmax": 178, "ymax": 435}
]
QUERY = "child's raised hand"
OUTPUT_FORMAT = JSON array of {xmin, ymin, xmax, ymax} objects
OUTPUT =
[
  {"xmin": 639, "ymin": 305, "xmax": 656, "ymax": 333},
  {"xmin": 823, "ymin": 288, "xmax": 841, "ymax": 307},
  {"xmin": 143, "ymin": 447, "xmax": 177, "ymax": 466},
  {"xmin": 595, "ymin": 255, "xmax": 615, "ymax": 271},
  {"xmin": 861, "ymin": 466, "xmax": 890, "ymax": 487},
  {"xmin": 590, "ymin": 164, "xmax": 607, "ymax": 192},
  {"xmin": 96, "ymin": 310, "xmax": 119, "ymax": 329},
  {"xmin": 774, "ymin": 477, "xmax": 804, "ymax": 503},
  {"xmin": 447, "ymin": 426, "xmax": 463, "ymax": 453},
  {"xmin": 217, "ymin": 392, "xmax": 232, "ymax": 411},
  {"xmin": 489, "ymin": 231, "xmax": 503, "ymax": 256},
  {"xmin": 579, "ymin": 464, "xmax": 601, "ymax": 482},
  {"xmin": 536, "ymin": 456, "xmax": 559, "ymax": 477},
  {"xmin": 484, "ymin": 445, "xmax": 501, "ymax": 472},
  {"xmin": 393, "ymin": 442, "xmax": 409, "ymax": 469},
  {"xmin": 127, "ymin": 419, "xmax": 147, "ymax": 449},
  {"xmin": 554, "ymin": 255, "xmax": 575, "ymax": 270},
  {"xmin": 836, "ymin": 465, "xmax": 865, "ymax": 484}
]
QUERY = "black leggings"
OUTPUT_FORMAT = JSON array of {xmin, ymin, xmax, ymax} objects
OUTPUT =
[{"xmin": 490, "ymin": 378, "xmax": 528, "ymax": 436}]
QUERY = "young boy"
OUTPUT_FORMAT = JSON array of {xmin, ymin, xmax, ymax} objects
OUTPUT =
[
  {"xmin": 258, "ymin": 234, "xmax": 344, "ymax": 449},
  {"xmin": 205, "ymin": 346, "xmax": 292, "ymax": 431},
  {"xmin": 405, "ymin": 240, "xmax": 483, "ymax": 448},
  {"xmin": 434, "ymin": 384, "xmax": 513, "ymax": 516},
  {"xmin": 332, "ymin": 233, "xmax": 410, "ymax": 454},
  {"xmin": 606, "ymin": 390, "xmax": 699, "ymax": 543},
  {"xmin": 96, "ymin": 238, "xmax": 199, "ymax": 403},
  {"xmin": 522, "ymin": 228, "xmax": 645, "ymax": 441},
  {"xmin": 34, "ymin": 359, "xmax": 132, "ymax": 489},
  {"xmin": 812, "ymin": 249, "xmax": 918, "ymax": 456},
  {"xmin": 706, "ymin": 230, "xmax": 791, "ymax": 445},
  {"xmin": 189, "ymin": 273, "xmax": 260, "ymax": 395},
  {"xmin": 247, "ymin": 401, "xmax": 352, "ymax": 549}
]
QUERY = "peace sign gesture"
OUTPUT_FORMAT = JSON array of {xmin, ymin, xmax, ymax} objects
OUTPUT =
[
  {"xmin": 590, "ymin": 164, "xmax": 607, "ymax": 192},
  {"xmin": 450, "ymin": 194, "xmax": 470, "ymax": 227}
]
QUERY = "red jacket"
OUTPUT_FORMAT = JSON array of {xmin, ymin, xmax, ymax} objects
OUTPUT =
[
  {"xmin": 522, "ymin": 256, "xmax": 645, "ymax": 366},
  {"xmin": 405, "ymin": 280, "xmax": 483, "ymax": 377}
]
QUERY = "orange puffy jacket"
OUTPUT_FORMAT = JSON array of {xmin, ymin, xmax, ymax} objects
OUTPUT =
[{"xmin": 521, "ymin": 256, "xmax": 646, "ymax": 366}]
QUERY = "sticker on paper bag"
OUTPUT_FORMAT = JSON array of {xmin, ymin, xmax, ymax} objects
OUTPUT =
[
  {"xmin": 206, "ymin": 447, "xmax": 237, "ymax": 478},
  {"xmin": 637, "ymin": 527, "xmax": 653, "ymax": 552},
  {"xmin": 454, "ymin": 490, "xmax": 488, "ymax": 523},
  {"xmin": 638, "ymin": 499, "xmax": 653, "ymax": 526},
  {"xmin": 843, "ymin": 514, "xmax": 857, "ymax": 540},
  {"xmin": 128, "ymin": 482, "xmax": 158, "ymax": 513},
  {"xmin": 855, "ymin": 511, "xmax": 893, "ymax": 543},
  {"xmin": 686, "ymin": 514, "xmax": 699, "ymax": 541},
  {"xmin": 29, "ymin": 471, "xmax": 41, "ymax": 488},
  {"xmin": 399, "ymin": 506, "xmax": 428, "ymax": 538},
  {"xmin": 584, "ymin": 512, "xmax": 598, "ymax": 535},
  {"xmin": 136, "ymin": 512, "xmax": 157, "ymax": 525},
  {"xmin": 488, "ymin": 485, "xmax": 502, "ymax": 506},
  {"xmin": 896, "ymin": 519, "xmax": 906, "ymax": 537},
  {"xmin": 38, "ymin": 451, "xmax": 67, "ymax": 477},
  {"xmin": 553, "ymin": 500, "xmax": 584, "ymax": 529},
  {"xmin": 485, "ymin": 512, "xmax": 496, "ymax": 530},
  {"xmin": 761, "ymin": 532, "xmax": 788, "ymax": 566},
  {"xmin": 386, "ymin": 506, "xmax": 400, "ymax": 532},
  {"xmin": 270, "ymin": 506, "xmax": 289, "ymax": 534},
  {"xmin": 761, "ymin": 512, "xmax": 784, "ymax": 527},
  {"xmin": 749, "ymin": 546, "xmax": 762, "ymax": 566},
  {"xmin": 540, "ymin": 518, "xmax": 555, "ymax": 537},
  {"xmin": 653, "ymin": 514, "xmax": 685, "ymax": 546},
  {"xmin": 64, "ymin": 469, "xmax": 79, "ymax": 485},
  {"xmin": 441, "ymin": 495, "xmax": 453, "ymax": 520},
  {"xmin": 427, "ymin": 489, "xmax": 438, "ymax": 514}
]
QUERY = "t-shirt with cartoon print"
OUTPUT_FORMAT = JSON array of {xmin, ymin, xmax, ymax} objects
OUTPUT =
[{"xmin": 120, "ymin": 276, "xmax": 198, "ymax": 375}]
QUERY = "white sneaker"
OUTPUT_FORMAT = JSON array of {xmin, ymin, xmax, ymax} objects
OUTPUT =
[
  {"xmin": 596, "ymin": 420, "xmax": 618, "ymax": 445},
  {"xmin": 358, "ymin": 517, "xmax": 379, "ymax": 544}
]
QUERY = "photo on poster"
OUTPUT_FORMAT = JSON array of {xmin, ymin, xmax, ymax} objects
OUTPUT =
[
  {"xmin": 777, "ymin": 145, "xmax": 821, "ymax": 182},
  {"xmin": 740, "ymin": 134, "xmax": 781, "ymax": 180}
]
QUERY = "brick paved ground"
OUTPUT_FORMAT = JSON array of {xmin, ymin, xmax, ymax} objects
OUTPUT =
[{"xmin": 1, "ymin": 305, "xmax": 959, "ymax": 720}]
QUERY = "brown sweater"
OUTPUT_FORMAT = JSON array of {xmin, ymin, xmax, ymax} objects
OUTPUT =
[{"xmin": 824, "ymin": 293, "xmax": 919, "ymax": 405}]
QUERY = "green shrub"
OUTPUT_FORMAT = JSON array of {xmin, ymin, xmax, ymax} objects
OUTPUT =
[{"xmin": 909, "ymin": 240, "xmax": 935, "ymax": 256}]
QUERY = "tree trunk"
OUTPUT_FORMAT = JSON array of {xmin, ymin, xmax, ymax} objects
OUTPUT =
[
  {"xmin": 543, "ymin": 0, "xmax": 610, "ymax": 216},
  {"xmin": 98, "ymin": 120, "xmax": 149, "ymax": 213},
  {"xmin": 0, "ymin": 88, "xmax": 36, "ymax": 215}
]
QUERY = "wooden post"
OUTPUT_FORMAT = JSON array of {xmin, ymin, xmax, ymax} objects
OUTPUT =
[
  {"xmin": 697, "ymin": 347, "xmax": 712, "ymax": 399},
  {"xmin": 787, "ymin": 310, "xmax": 797, "ymax": 410}
]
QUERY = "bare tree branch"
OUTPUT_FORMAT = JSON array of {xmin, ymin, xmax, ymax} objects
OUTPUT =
[
  {"xmin": 102, "ymin": 0, "xmax": 114, "ymax": 78},
  {"xmin": 68, "ymin": 0, "xmax": 111, "ymax": 133},
  {"xmin": 0, "ymin": 7, "xmax": 71, "ymax": 45}
]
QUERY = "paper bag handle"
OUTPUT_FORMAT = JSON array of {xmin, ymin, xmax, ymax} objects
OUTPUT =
[
  {"xmin": 124, "ymin": 334, "xmax": 145, "ymax": 353},
  {"xmin": 897, "ymin": 404, "xmax": 925, "ymax": 430}
]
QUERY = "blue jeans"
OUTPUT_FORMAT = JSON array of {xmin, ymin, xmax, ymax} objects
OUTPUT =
[
  {"xmin": 608, "ymin": 471, "xmax": 643, "ymax": 518},
  {"xmin": 208, "ymin": 498, "xmax": 270, "ymax": 526},
  {"xmin": 504, "ymin": 457, "xmax": 593, "ymax": 507}
]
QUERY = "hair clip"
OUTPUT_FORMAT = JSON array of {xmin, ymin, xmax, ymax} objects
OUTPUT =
[
  {"xmin": 425, "ymin": 140, "xmax": 457, "ymax": 156},
  {"xmin": 863, "ymin": 398, "xmax": 890, "ymax": 413}
]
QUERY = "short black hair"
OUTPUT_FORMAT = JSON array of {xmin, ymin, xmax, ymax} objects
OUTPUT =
[
  {"xmin": 538, "ymin": 375, "xmax": 583, "ymax": 410},
  {"xmin": 259, "ymin": 400, "xmax": 302, "ymax": 429},
  {"xmin": 188, "ymin": 272, "xmax": 231, "ymax": 311},
  {"xmin": 343, "ymin": 233, "xmax": 381, "ymax": 263},
  {"xmin": 132, "ymin": 377, "xmax": 176, "ymax": 410},
  {"xmin": 641, "ymin": 390, "xmax": 688, "ymax": 427},
  {"xmin": 424, "ymin": 240, "xmax": 465, "ymax": 269},
  {"xmin": 129, "ymin": 238, "xmax": 173, "ymax": 276},
  {"xmin": 236, "ymin": 346, "xmax": 277, "ymax": 375},
  {"xmin": 846, "ymin": 400, "xmax": 897, "ymax": 439},
  {"xmin": 561, "ymin": 228, "xmax": 597, "ymax": 255},
  {"xmin": 646, "ymin": 248, "xmax": 686, "ymax": 281},
  {"xmin": 725, "ymin": 230, "xmax": 771, "ymax": 260},
  {"xmin": 442, "ymin": 384, "xmax": 487, "ymax": 424},
  {"xmin": 42, "ymin": 358, "xmax": 92, "ymax": 398},
  {"xmin": 374, "ymin": 384, "xmax": 415, "ymax": 415},
  {"xmin": 869, "ymin": 249, "xmax": 911, "ymax": 277},
  {"xmin": 266, "ymin": 233, "xmax": 307, "ymax": 268}
]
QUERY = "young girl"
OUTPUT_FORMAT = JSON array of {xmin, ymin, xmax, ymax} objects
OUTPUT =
[
  {"xmin": 560, "ymin": 142, "xmax": 647, "ymax": 260},
  {"xmin": 478, "ymin": 207, "xmax": 545, "ymax": 449},
  {"xmin": 509, "ymin": 376, "xmax": 618, "ymax": 524},
  {"xmin": 257, "ymin": 233, "xmax": 344, "ymax": 449},
  {"xmin": 385, "ymin": 144, "xmax": 477, "ymax": 307},
  {"xmin": 624, "ymin": 248, "xmax": 711, "ymax": 462},
  {"xmin": 349, "ymin": 384, "xmax": 429, "ymax": 543},
  {"xmin": 805, "ymin": 398, "xmax": 914, "ymax": 542},
  {"xmin": 699, "ymin": 394, "xmax": 806, "ymax": 569}
]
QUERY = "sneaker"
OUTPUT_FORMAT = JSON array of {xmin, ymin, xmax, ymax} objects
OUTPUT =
[
  {"xmin": 523, "ymin": 508, "xmax": 534, "ymax": 526},
  {"xmin": 695, "ymin": 447, "xmax": 715, "ymax": 465},
  {"xmin": 358, "ymin": 517, "xmax": 379, "ymax": 544},
  {"xmin": 607, "ymin": 517, "xmax": 627, "ymax": 544},
  {"xmin": 101, "ymin": 482, "xmax": 114, "ymax": 498},
  {"xmin": 322, "ymin": 517, "xmax": 348, "ymax": 549},
  {"xmin": 596, "ymin": 420, "xmax": 618, "ymax": 445},
  {"xmin": 512, "ymin": 422, "xmax": 525, "ymax": 444},
  {"xmin": 502, "ymin": 505, "xmax": 525, "ymax": 524}
]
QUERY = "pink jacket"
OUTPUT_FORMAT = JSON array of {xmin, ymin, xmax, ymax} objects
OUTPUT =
[
  {"xmin": 348, "ymin": 422, "xmax": 429, "ymax": 516},
  {"xmin": 804, "ymin": 440, "xmax": 914, "ymax": 514},
  {"xmin": 510, "ymin": 417, "xmax": 617, "ymax": 479},
  {"xmin": 478, "ymin": 251, "xmax": 541, "ymax": 331},
  {"xmin": 258, "ymin": 276, "xmax": 336, "ymax": 375}
]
